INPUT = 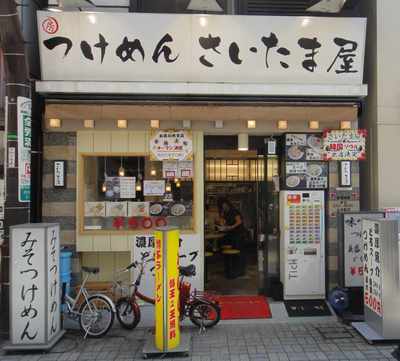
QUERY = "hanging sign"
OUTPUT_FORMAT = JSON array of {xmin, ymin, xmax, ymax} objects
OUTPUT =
[
  {"xmin": 323, "ymin": 129, "xmax": 367, "ymax": 161},
  {"xmin": 362, "ymin": 220, "xmax": 383, "ymax": 316},
  {"xmin": 37, "ymin": 12, "xmax": 366, "ymax": 86},
  {"xmin": 17, "ymin": 97, "xmax": 31, "ymax": 202},
  {"xmin": 150, "ymin": 130, "xmax": 193, "ymax": 161},
  {"xmin": 53, "ymin": 160, "xmax": 66, "ymax": 188}
]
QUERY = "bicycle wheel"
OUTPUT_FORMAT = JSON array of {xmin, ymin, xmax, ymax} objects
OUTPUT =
[
  {"xmin": 116, "ymin": 297, "xmax": 141, "ymax": 329},
  {"xmin": 79, "ymin": 295, "xmax": 114, "ymax": 338},
  {"xmin": 189, "ymin": 301, "xmax": 221, "ymax": 329}
]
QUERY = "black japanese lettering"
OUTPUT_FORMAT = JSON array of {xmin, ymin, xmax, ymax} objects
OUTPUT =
[
  {"xmin": 116, "ymin": 36, "xmax": 145, "ymax": 62},
  {"xmin": 152, "ymin": 34, "xmax": 178, "ymax": 63},
  {"xmin": 43, "ymin": 37, "xmax": 73, "ymax": 57},
  {"xmin": 298, "ymin": 37, "xmax": 321, "ymax": 72},
  {"xmin": 327, "ymin": 37, "xmax": 358, "ymax": 74},
  {"xmin": 229, "ymin": 42, "xmax": 242, "ymax": 65}
]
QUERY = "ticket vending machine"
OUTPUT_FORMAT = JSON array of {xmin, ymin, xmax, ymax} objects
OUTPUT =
[{"xmin": 280, "ymin": 191, "xmax": 325, "ymax": 300}]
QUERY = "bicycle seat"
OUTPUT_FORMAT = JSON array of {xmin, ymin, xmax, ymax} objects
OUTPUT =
[
  {"xmin": 82, "ymin": 266, "xmax": 100, "ymax": 274},
  {"xmin": 179, "ymin": 264, "xmax": 196, "ymax": 277}
]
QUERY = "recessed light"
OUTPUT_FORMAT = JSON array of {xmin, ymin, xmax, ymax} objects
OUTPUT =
[
  {"xmin": 309, "ymin": 120, "xmax": 319, "ymax": 130},
  {"xmin": 150, "ymin": 119, "xmax": 160, "ymax": 129},
  {"xmin": 247, "ymin": 120, "xmax": 256, "ymax": 129},
  {"xmin": 117, "ymin": 119, "xmax": 127, "ymax": 129},
  {"xmin": 340, "ymin": 120, "xmax": 352, "ymax": 130},
  {"xmin": 277, "ymin": 120, "xmax": 288, "ymax": 130},
  {"xmin": 49, "ymin": 118, "xmax": 61, "ymax": 128},
  {"xmin": 84, "ymin": 119, "xmax": 95, "ymax": 128}
]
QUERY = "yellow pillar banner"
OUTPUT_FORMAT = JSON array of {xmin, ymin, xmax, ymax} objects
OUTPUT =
[{"xmin": 154, "ymin": 228, "xmax": 180, "ymax": 351}]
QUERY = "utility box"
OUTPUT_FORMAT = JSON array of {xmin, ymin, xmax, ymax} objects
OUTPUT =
[
  {"xmin": 5, "ymin": 223, "xmax": 65, "ymax": 351},
  {"xmin": 362, "ymin": 219, "xmax": 400, "ymax": 339}
]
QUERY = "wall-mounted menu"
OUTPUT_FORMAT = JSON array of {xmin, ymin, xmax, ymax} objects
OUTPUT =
[
  {"xmin": 285, "ymin": 162, "xmax": 328, "ymax": 189},
  {"xmin": 285, "ymin": 133, "xmax": 323, "ymax": 161}
]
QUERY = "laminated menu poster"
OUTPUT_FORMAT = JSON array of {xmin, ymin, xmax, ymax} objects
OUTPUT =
[
  {"xmin": 285, "ymin": 133, "xmax": 323, "ymax": 161},
  {"xmin": 362, "ymin": 220, "xmax": 383, "ymax": 316},
  {"xmin": 323, "ymin": 129, "xmax": 367, "ymax": 161},
  {"xmin": 85, "ymin": 202, "xmax": 106, "ymax": 217},
  {"xmin": 143, "ymin": 180, "xmax": 165, "ymax": 196},
  {"xmin": 104, "ymin": 176, "xmax": 136, "ymax": 199},
  {"xmin": 341, "ymin": 212, "xmax": 384, "ymax": 288},
  {"xmin": 285, "ymin": 162, "xmax": 328, "ymax": 189},
  {"xmin": 162, "ymin": 160, "xmax": 178, "ymax": 179},
  {"xmin": 105, "ymin": 201, "xmax": 127, "ymax": 217}
]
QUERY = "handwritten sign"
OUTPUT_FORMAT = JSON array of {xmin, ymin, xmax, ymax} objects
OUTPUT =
[
  {"xmin": 342, "ymin": 213, "xmax": 384, "ymax": 287},
  {"xmin": 362, "ymin": 220, "xmax": 383, "ymax": 316},
  {"xmin": 323, "ymin": 129, "xmax": 367, "ymax": 161},
  {"xmin": 150, "ymin": 130, "xmax": 193, "ymax": 161},
  {"xmin": 17, "ymin": 97, "xmax": 31, "ymax": 202}
]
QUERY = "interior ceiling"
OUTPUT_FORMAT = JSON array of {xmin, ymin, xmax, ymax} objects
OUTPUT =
[{"xmin": 47, "ymin": 0, "xmax": 361, "ymax": 15}]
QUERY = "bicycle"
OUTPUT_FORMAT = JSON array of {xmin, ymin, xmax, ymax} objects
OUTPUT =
[
  {"xmin": 114, "ymin": 253, "xmax": 221, "ymax": 331},
  {"xmin": 62, "ymin": 266, "xmax": 116, "ymax": 338}
]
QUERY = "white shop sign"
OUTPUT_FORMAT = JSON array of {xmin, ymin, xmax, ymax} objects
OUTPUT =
[
  {"xmin": 132, "ymin": 234, "xmax": 202, "ymax": 299},
  {"xmin": 37, "ymin": 12, "xmax": 366, "ymax": 85},
  {"xmin": 8, "ymin": 223, "xmax": 64, "ymax": 351}
]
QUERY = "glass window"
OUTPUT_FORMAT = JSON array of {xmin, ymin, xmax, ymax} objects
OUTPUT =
[{"xmin": 81, "ymin": 155, "xmax": 194, "ymax": 232}]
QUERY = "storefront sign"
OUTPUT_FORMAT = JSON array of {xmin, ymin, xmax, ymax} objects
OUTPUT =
[
  {"xmin": 339, "ymin": 161, "xmax": 352, "ymax": 187},
  {"xmin": 150, "ymin": 130, "xmax": 193, "ymax": 161},
  {"xmin": 362, "ymin": 220, "xmax": 383, "ymax": 316},
  {"xmin": 53, "ymin": 160, "xmax": 66, "ymax": 188},
  {"xmin": 17, "ymin": 97, "xmax": 31, "ymax": 202},
  {"xmin": 10, "ymin": 224, "xmax": 63, "ymax": 348},
  {"xmin": 323, "ymin": 129, "xmax": 367, "ymax": 161},
  {"xmin": 143, "ymin": 180, "xmax": 165, "ymax": 196},
  {"xmin": 37, "ymin": 12, "xmax": 366, "ymax": 86}
]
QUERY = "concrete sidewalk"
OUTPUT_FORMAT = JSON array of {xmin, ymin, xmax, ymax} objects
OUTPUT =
[{"xmin": 0, "ymin": 319, "xmax": 398, "ymax": 361}]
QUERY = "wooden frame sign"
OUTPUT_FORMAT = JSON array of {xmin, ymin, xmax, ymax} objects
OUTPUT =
[{"xmin": 53, "ymin": 160, "xmax": 66, "ymax": 188}]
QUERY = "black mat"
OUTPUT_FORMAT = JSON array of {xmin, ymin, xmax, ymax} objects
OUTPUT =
[{"xmin": 284, "ymin": 299, "xmax": 332, "ymax": 317}]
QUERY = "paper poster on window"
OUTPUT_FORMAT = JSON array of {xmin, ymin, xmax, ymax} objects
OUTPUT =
[
  {"xmin": 143, "ymin": 180, "xmax": 165, "ymax": 196},
  {"xmin": 162, "ymin": 160, "xmax": 178, "ymax": 179},
  {"xmin": 362, "ymin": 220, "xmax": 383, "ymax": 316},
  {"xmin": 178, "ymin": 161, "xmax": 193, "ymax": 178},
  {"xmin": 150, "ymin": 130, "xmax": 193, "ymax": 161}
]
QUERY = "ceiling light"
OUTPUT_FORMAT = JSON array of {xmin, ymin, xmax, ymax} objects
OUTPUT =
[
  {"xmin": 309, "ymin": 120, "xmax": 320, "ymax": 130},
  {"xmin": 215, "ymin": 120, "xmax": 224, "ymax": 129},
  {"xmin": 49, "ymin": 118, "xmax": 61, "ymax": 128},
  {"xmin": 187, "ymin": 0, "xmax": 223, "ymax": 12},
  {"xmin": 199, "ymin": 16, "xmax": 208, "ymax": 27},
  {"xmin": 340, "ymin": 120, "xmax": 352, "ymax": 130},
  {"xmin": 307, "ymin": 0, "xmax": 347, "ymax": 13},
  {"xmin": 117, "ymin": 119, "xmax": 127, "ymax": 129},
  {"xmin": 277, "ymin": 120, "xmax": 288, "ymax": 130},
  {"xmin": 301, "ymin": 17, "xmax": 311, "ymax": 27},
  {"xmin": 247, "ymin": 120, "xmax": 256, "ymax": 129},
  {"xmin": 84, "ymin": 119, "xmax": 95, "ymax": 128},
  {"xmin": 150, "ymin": 119, "xmax": 160, "ymax": 129},
  {"xmin": 150, "ymin": 169, "xmax": 157, "ymax": 176},
  {"xmin": 238, "ymin": 133, "xmax": 249, "ymax": 151},
  {"xmin": 182, "ymin": 120, "xmax": 191, "ymax": 129}
]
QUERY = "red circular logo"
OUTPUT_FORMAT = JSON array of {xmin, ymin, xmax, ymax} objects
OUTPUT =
[{"xmin": 42, "ymin": 17, "xmax": 59, "ymax": 34}]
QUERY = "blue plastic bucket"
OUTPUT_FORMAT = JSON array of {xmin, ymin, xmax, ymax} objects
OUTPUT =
[{"xmin": 60, "ymin": 251, "xmax": 73, "ymax": 298}]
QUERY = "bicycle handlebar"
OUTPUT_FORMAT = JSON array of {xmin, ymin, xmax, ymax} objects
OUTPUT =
[{"xmin": 126, "ymin": 262, "xmax": 136, "ymax": 270}]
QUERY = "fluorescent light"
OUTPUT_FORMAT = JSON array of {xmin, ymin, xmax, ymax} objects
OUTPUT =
[
  {"xmin": 340, "ymin": 120, "xmax": 352, "ymax": 130},
  {"xmin": 247, "ymin": 120, "xmax": 256, "ymax": 129},
  {"xmin": 277, "ymin": 120, "xmax": 288, "ymax": 130},
  {"xmin": 150, "ymin": 119, "xmax": 160, "ymax": 129},
  {"xmin": 84, "ymin": 119, "xmax": 95, "ymax": 128},
  {"xmin": 307, "ymin": 0, "xmax": 347, "ymax": 13},
  {"xmin": 117, "ymin": 119, "xmax": 127, "ymax": 129},
  {"xmin": 49, "ymin": 118, "xmax": 61, "ymax": 128},
  {"xmin": 238, "ymin": 133, "xmax": 249, "ymax": 151},
  {"xmin": 187, "ymin": 0, "xmax": 223, "ymax": 12},
  {"xmin": 309, "ymin": 120, "xmax": 320, "ymax": 130}
]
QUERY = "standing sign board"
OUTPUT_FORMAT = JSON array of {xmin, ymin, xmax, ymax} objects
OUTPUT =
[
  {"xmin": 361, "ymin": 219, "xmax": 400, "ymax": 339},
  {"xmin": 6, "ymin": 223, "xmax": 65, "ymax": 351},
  {"xmin": 17, "ymin": 97, "xmax": 31, "ymax": 202},
  {"xmin": 337, "ymin": 212, "xmax": 384, "ymax": 288}
]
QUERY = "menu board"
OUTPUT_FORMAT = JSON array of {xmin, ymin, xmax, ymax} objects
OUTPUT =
[
  {"xmin": 104, "ymin": 176, "xmax": 136, "ymax": 199},
  {"xmin": 341, "ymin": 212, "xmax": 384, "ymax": 288},
  {"xmin": 323, "ymin": 129, "xmax": 367, "ymax": 161},
  {"xmin": 285, "ymin": 133, "xmax": 323, "ymax": 161},
  {"xmin": 362, "ymin": 220, "xmax": 383, "ymax": 316},
  {"xmin": 143, "ymin": 180, "xmax": 165, "ymax": 196},
  {"xmin": 162, "ymin": 160, "xmax": 178, "ymax": 178},
  {"xmin": 150, "ymin": 130, "xmax": 193, "ymax": 161},
  {"xmin": 285, "ymin": 162, "xmax": 328, "ymax": 189},
  {"xmin": 178, "ymin": 161, "xmax": 194, "ymax": 178}
]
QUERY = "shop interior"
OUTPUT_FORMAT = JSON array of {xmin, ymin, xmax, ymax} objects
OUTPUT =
[{"xmin": 204, "ymin": 135, "xmax": 279, "ymax": 295}]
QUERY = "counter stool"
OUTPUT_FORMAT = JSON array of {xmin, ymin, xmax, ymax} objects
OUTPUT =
[
  {"xmin": 205, "ymin": 251, "xmax": 214, "ymax": 283},
  {"xmin": 222, "ymin": 249, "xmax": 241, "ymax": 279}
]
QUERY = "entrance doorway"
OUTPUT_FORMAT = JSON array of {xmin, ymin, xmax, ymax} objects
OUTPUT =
[{"xmin": 204, "ymin": 136, "xmax": 279, "ymax": 295}]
